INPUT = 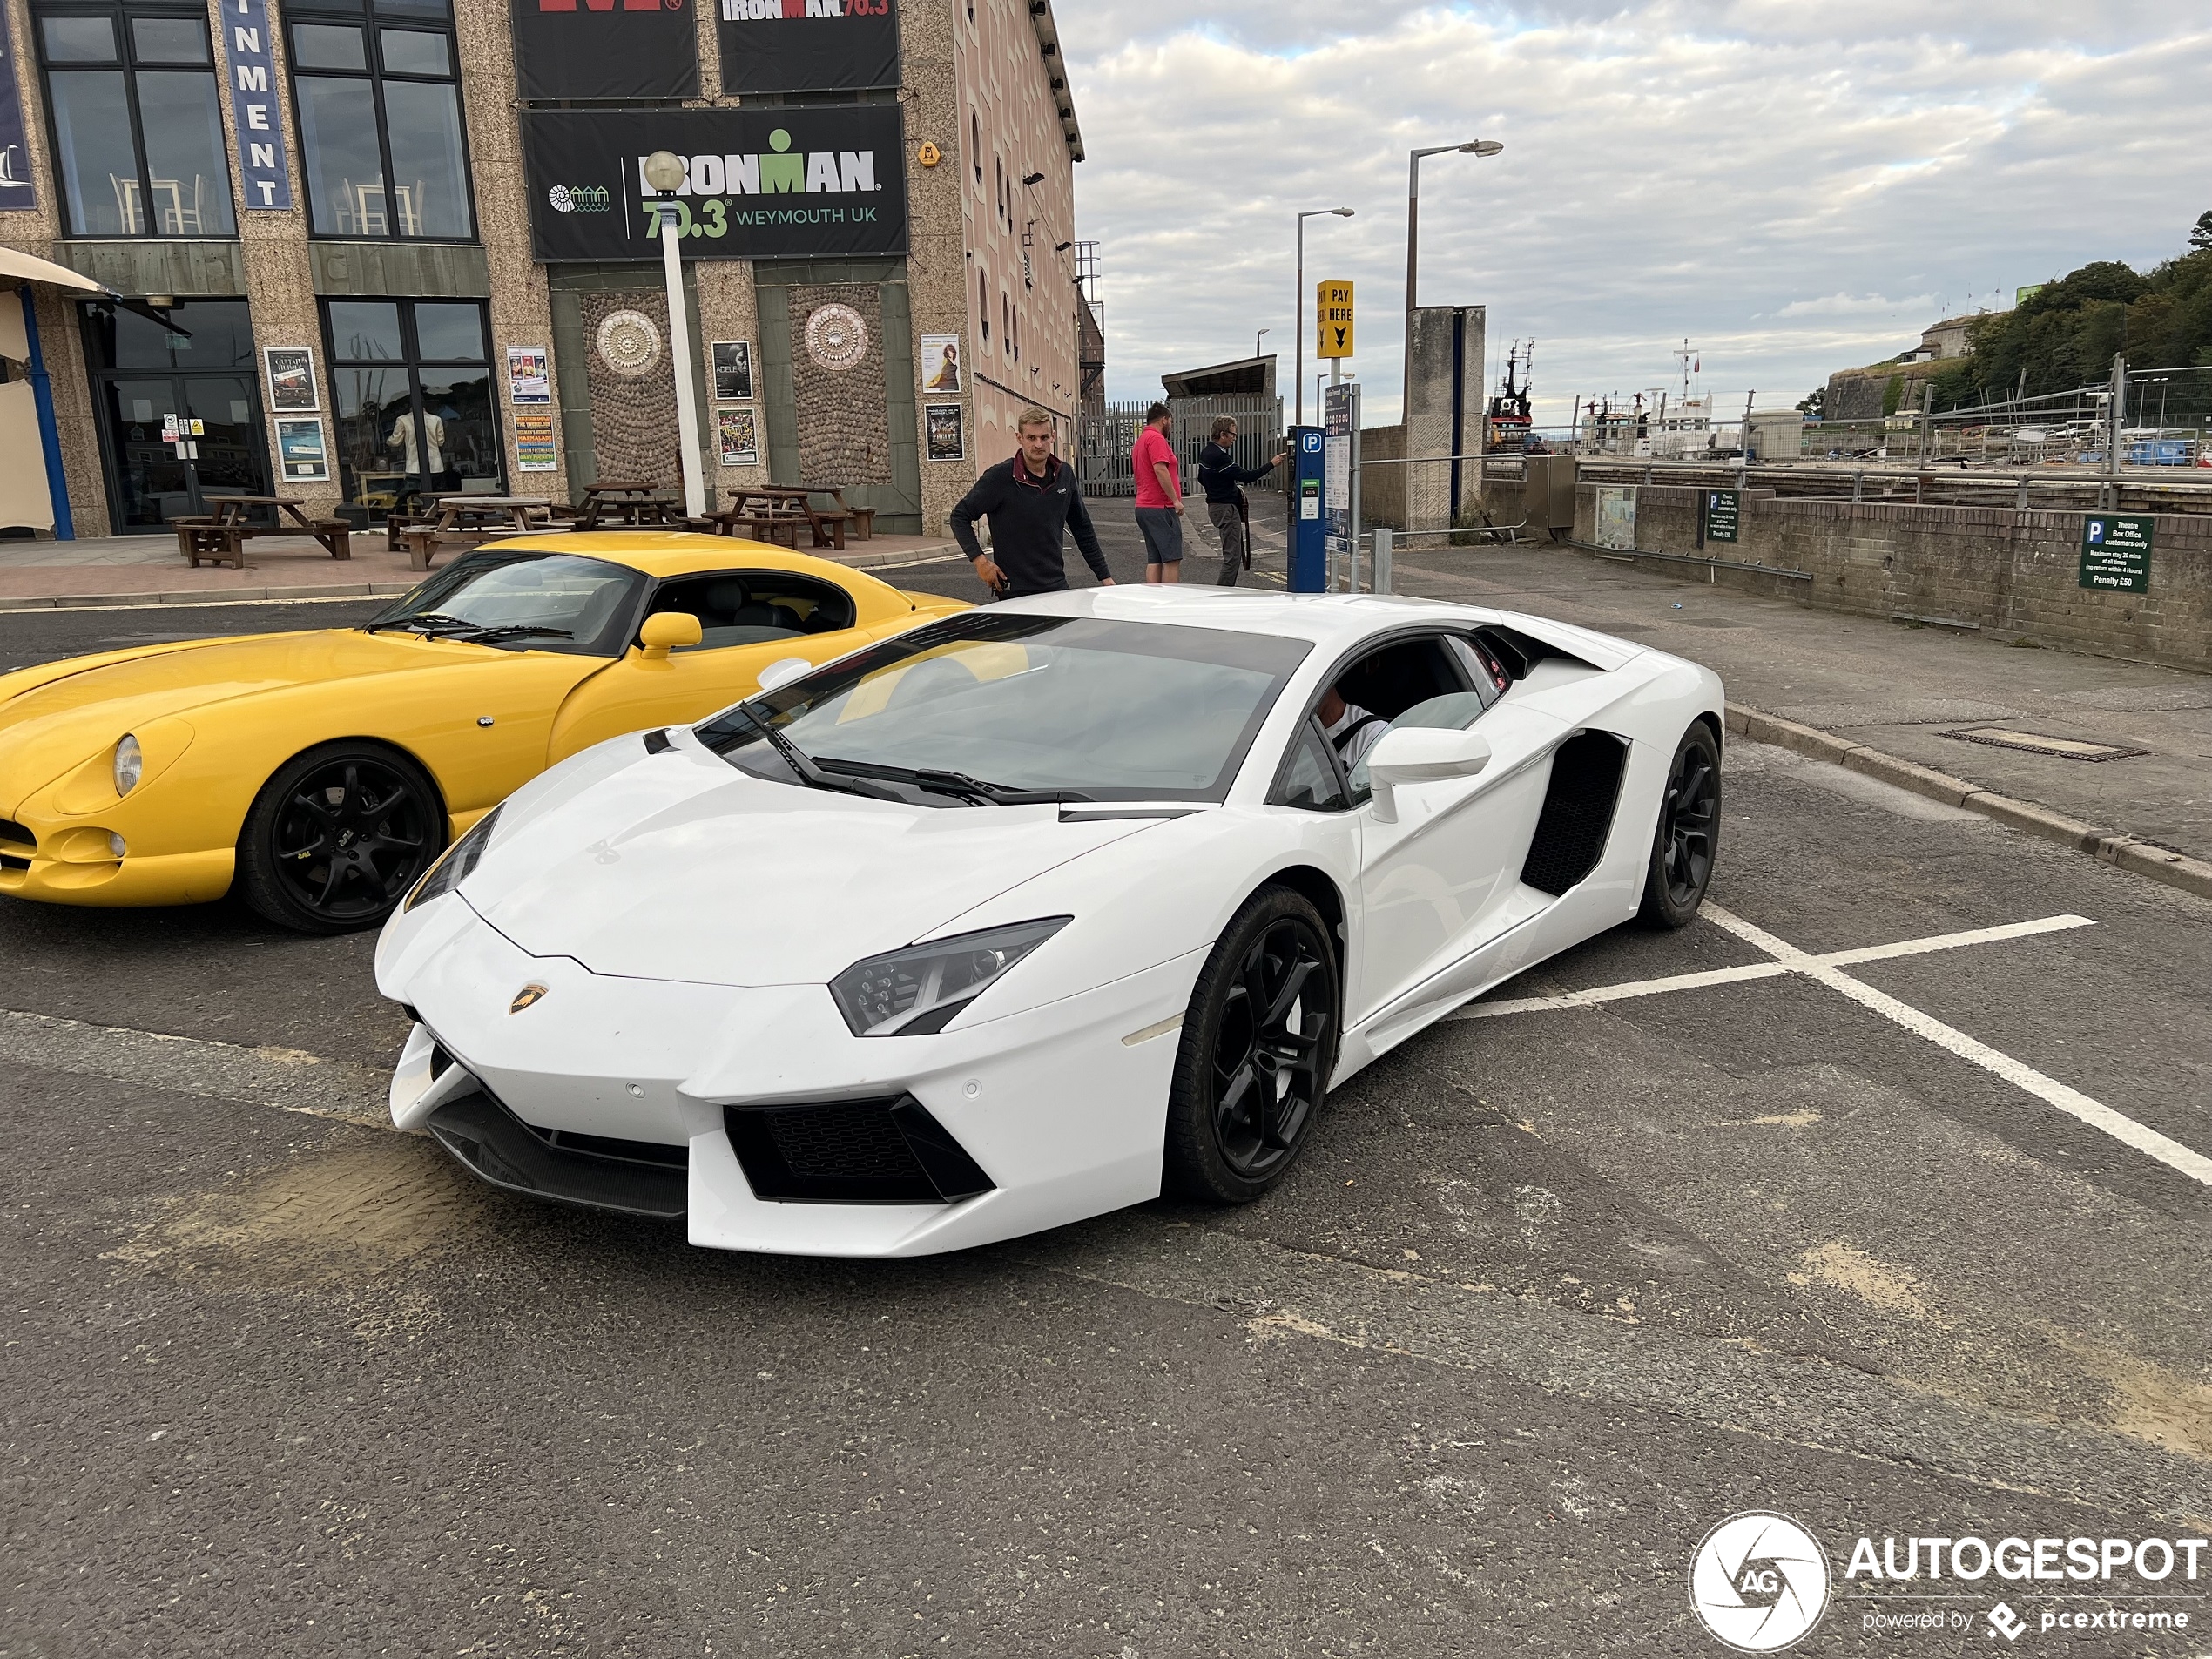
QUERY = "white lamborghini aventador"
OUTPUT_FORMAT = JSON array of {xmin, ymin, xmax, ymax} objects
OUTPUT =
[{"xmin": 377, "ymin": 587, "xmax": 1725, "ymax": 1256}]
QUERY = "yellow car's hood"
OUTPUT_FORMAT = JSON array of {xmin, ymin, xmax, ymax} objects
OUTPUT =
[{"xmin": 0, "ymin": 630, "xmax": 563, "ymax": 812}]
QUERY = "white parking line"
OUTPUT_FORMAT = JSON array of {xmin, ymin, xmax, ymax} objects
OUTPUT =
[{"xmin": 1449, "ymin": 904, "xmax": 2212, "ymax": 1190}]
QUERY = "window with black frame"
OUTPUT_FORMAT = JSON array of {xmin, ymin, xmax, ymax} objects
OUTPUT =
[
  {"xmin": 323, "ymin": 299, "xmax": 502, "ymax": 520},
  {"xmin": 32, "ymin": 0, "xmax": 236, "ymax": 238},
  {"xmin": 286, "ymin": 0, "xmax": 471, "ymax": 241}
]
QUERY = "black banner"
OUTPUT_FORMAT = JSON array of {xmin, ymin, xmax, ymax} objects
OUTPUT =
[
  {"xmin": 717, "ymin": 0, "xmax": 899, "ymax": 95},
  {"xmin": 521, "ymin": 106, "xmax": 907, "ymax": 262},
  {"xmin": 512, "ymin": 0, "xmax": 698, "ymax": 102}
]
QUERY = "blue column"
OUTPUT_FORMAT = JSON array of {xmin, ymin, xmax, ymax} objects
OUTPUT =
[{"xmin": 20, "ymin": 286, "xmax": 75, "ymax": 540}]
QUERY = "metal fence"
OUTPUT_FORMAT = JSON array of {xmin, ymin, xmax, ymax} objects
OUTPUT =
[{"xmin": 1077, "ymin": 396, "xmax": 1285, "ymax": 498}]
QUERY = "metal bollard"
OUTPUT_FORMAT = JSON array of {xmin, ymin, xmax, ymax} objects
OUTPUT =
[{"xmin": 1372, "ymin": 525, "xmax": 1393, "ymax": 595}]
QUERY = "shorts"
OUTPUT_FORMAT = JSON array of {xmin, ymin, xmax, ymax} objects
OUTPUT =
[{"xmin": 1135, "ymin": 505, "xmax": 1184, "ymax": 563}]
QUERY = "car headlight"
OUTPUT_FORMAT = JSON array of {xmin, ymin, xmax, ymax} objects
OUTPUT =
[
  {"xmin": 113, "ymin": 734, "xmax": 143, "ymax": 795},
  {"xmin": 829, "ymin": 917, "xmax": 1071, "ymax": 1036},
  {"xmin": 403, "ymin": 803, "xmax": 504, "ymax": 913}
]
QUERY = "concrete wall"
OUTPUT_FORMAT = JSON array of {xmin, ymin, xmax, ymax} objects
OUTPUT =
[
  {"xmin": 1474, "ymin": 473, "xmax": 2212, "ymax": 673},
  {"xmin": 1403, "ymin": 304, "xmax": 1483, "ymax": 535}
]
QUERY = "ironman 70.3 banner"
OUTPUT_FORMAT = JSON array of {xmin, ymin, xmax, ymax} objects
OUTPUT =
[
  {"xmin": 718, "ymin": 0, "xmax": 899, "ymax": 96},
  {"xmin": 521, "ymin": 105, "xmax": 907, "ymax": 262}
]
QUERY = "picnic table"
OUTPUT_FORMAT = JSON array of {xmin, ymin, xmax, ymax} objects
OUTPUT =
[
  {"xmin": 397, "ymin": 496, "xmax": 569, "ymax": 573},
  {"xmin": 705, "ymin": 485, "xmax": 853, "ymax": 550},
  {"xmin": 799, "ymin": 484, "xmax": 878, "ymax": 543},
  {"xmin": 564, "ymin": 481, "xmax": 686, "ymax": 530},
  {"xmin": 171, "ymin": 496, "xmax": 353, "ymax": 569}
]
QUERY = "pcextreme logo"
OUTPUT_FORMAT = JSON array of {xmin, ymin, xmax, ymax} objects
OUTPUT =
[
  {"xmin": 633, "ymin": 130, "xmax": 880, "ymax": 198},
  {"xmin": 1689, "ymin": 1513, "xmax": 1831, "ymax": 1652}
]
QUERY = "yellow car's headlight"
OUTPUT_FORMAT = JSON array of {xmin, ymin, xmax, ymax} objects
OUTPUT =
[{"xmin": 113, "ymin": 733, "xmax": 144, "ymax": 795}]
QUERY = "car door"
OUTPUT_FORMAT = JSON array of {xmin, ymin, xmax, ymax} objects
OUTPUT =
[
  {"xmin": 1344, "ymin": 632, "xmax": 1566, "ymax": 1026},
  {"xmin": 546, "ymin": 568, "xmax": 874, "ymax": 762}
]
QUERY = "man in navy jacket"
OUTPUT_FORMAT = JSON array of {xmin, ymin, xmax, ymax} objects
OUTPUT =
[
  {"xmin": 949, "ymin": 408, "xmax": 1115, "ymax": 599},
  {"xmin": 1197, "ymin": 415, "xmax": 1287, "ymax": 586}
]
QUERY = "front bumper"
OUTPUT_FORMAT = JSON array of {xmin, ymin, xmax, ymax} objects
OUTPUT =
[{"xmin": 386, "ymin": 896, "xmax": 1202, "ymax": 1257}]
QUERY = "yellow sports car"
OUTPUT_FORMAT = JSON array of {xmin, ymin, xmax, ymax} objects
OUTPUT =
[{"xmin": 0, "ymin": 534, "xmax": 967, "ymax": 932}]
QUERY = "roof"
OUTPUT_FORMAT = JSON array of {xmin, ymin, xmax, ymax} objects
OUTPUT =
[
  {"xmin": 1161, "ymin": 354, "xmax": 1278, "ymax": 399},
  {"xmin": 1027, "ymin": 1, "xmax": 1084, "ymax": 164},
  {"xmin": 996, "ymin": 584, "xmax": 1479, "ymax": 647},
  {"xmin": 488, "ymin": 530, "xmax": 906, "ymax": 585}
]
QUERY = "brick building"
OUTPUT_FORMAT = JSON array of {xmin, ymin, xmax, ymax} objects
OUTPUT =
[{"xmin": 0, "ymin": 0, "xmax": 1083, "ymax": 538}]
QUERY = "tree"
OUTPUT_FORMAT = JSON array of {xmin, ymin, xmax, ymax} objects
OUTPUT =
[
  {"xmin": 1796, "ymin": 387, "xmax": 1825, "ymax": 420},
  {"xmin": 2193, "ymin": 209, "xmax": 2212, "ymax": 252}
]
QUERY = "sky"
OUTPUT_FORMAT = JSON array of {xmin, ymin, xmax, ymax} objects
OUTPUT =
[{"xmin": 1053, "ymin": 3, "xmax": 2212, "ymax": 426}]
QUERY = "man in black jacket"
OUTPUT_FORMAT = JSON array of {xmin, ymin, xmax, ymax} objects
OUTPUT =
[
  {"xmin": 1197, "ymin": 415, "xmax": 1286, "ymax": 586},
  {"xmin": 949, "ymin": 408, "xmax": 1115, "ymax": 599}
]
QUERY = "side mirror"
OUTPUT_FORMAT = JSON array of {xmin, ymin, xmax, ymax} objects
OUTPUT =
[
  {"xmin": 757, "ymin": 656, "xmax": 812, "ymax": 693},
  {"xmin": 1366, "ymin": 725, "xmax": 1491, "ymax": 823},
  {"xmin": 637, "ymin": 611, "xmax": 703, "ymax": 659}
]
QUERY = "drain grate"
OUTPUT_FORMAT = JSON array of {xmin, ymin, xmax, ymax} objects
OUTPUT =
[{"xmin": 1941, "ymin": 727, "xmax": 2148, "ymax": 763}]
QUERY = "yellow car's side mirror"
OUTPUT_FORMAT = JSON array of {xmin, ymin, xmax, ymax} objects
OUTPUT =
[{"xmin": 637, "ymin": 612, "xmax": 704, "ymax": 659}]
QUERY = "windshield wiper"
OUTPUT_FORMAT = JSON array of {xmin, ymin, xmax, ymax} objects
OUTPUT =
[
  {"xmin": 457, "ymin": 624, "xmax": 575, "ymax": 644},
  {"xmin": 735, "ymin": 707, "xmax": 900, "ymax": 801},
  {"xmin": 813, "ymin": 758, "xmax": 1089, "ymax": 806},
  {"xmin": 365, "ymin": 612, "xmax": 480, "ymax": 637}
]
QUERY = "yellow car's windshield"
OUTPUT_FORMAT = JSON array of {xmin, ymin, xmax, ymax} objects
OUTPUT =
[{"xmin": 363, "ymin": 551, "xmax": 646, "ymax": 656}]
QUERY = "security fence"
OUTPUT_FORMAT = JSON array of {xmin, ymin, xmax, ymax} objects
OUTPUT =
[{"xmin": 1077, "ymin": 396, "xmax": 1285, "ymax": 498}]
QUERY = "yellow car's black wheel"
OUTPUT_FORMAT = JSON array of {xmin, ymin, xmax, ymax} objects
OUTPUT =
[{"xmin": 237, "ymin": 743, "xmax": 443, "ymax": 934}]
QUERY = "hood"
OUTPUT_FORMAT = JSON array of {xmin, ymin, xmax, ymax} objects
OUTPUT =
[
  {"xmin": 0, "ymin": 631, "xmax": 554, "ymax": 808},
  {"xmin": 464, "ymin": 756, "xmax": 1157, "ymax": 985}
]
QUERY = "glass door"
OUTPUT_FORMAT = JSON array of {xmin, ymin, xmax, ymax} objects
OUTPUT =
[
  {"xmin": 98, "ymin": 376, "xmax": 192, "ymax": 529},
  {"xmin": 182, "ymin": 375, "xmax": 268, "ymax": 501}
]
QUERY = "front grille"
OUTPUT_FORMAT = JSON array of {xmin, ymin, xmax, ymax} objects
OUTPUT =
[
  {"xmin": 0, "ymin": 818, "xmax": 33, "ymax": 853},
  {"xmin": 725, "ymin": 1096, "xmax": 995, "ymax": 1205}
]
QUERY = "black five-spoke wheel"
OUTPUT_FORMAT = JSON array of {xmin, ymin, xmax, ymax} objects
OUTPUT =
[
  {"xmin": 1167, "ymin": 887, "xmax": 1340, "ymax": 1202},
  {"xmin": 237, "ymin": 743, "xmax": 442, "ymax": 934},
  {"xmin": 1640, "ymin": 722, "xmax": 1722, "ymax": 927}
]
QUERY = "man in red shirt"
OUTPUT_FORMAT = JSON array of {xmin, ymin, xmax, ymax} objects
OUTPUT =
[{"xmin": 1130, "ymin": 401, "xmax": 1184, "ymax": 584}]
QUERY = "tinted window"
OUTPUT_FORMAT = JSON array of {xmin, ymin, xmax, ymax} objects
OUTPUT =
[
  {"xmin": 80, "ymin": 300, "xmax": 255, "ymax": 370},
  {"xmin": 41, "ymin": 16, "xmax": 116, "ymax": 58},
  {"xmin": 1275, "ymin": 719, "xmax": 1348, "ymax": 813},
  {"xmin": 288, "ymin": 0, "xmax": 470, "ymax": 239},
  {"xmin": 647, "ymin": 571, "xmax": 857, "ymax": 651}
]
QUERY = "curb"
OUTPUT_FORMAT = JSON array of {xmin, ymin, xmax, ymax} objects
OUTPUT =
[
  {"xmin": 0, "ymin": 582, "xmax": 418, "ymax": 613},
  {"xmin": 1724, "ymin": 704, "xmax": 2212, "ymax": 902}
]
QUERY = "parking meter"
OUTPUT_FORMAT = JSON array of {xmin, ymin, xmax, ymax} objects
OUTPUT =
[{"xmin": 1287, "ymin": 425, "xmax": 1325, "ymax": 592}]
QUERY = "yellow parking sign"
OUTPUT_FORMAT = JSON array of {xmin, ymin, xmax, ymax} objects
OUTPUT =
[{"xmin": 1316, "ymin": 280, "xmax": 1354, "ymax": 359}]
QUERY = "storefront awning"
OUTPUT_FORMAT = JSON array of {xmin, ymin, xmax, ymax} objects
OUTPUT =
[{"xmin": 0, "ymin": 246, "xmax": 105, "ymax": 293}]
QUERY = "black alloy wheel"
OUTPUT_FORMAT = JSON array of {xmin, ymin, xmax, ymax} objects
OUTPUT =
[
  {"xmin": 1639, "ymin": 722, "xmax": 1722, "ymax": 927},
  {"xmin": 1165, "ymin": 887, "xmax": 1340, "ymax": 1203},
  {"xmin": 237, "ymin": 743, "xmax": 443, "ymax": 934}
]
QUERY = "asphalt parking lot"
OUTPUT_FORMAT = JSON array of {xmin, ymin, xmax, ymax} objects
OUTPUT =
[{"xmin": 5, "ymin": 541, "xmax": 2211, "ymax": 1656}]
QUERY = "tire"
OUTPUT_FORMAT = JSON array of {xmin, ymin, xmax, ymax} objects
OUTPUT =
[
  {"xmin": 1638, "ymin": 721, "xmax": 1722, "ymax": 928},
  {"xmin": 1163, "ymin": 887, "xmax": 1341, "ymax": 1204},
  {"xmin": 236, "ymin": 742, "xmax": 445, "ymax": 934}
]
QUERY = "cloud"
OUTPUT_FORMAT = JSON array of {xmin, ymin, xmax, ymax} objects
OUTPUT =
[{"xmin": 1055, "ymin": 4, "xmax": 2212, "ymax": 422}]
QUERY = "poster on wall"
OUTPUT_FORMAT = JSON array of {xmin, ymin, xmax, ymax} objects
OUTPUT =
[
  {"xmin": 717, "ymin": 0, "xmax": 899, "ymax": 96},
  {"xmin": 519, "ymin": 105, "xmax": 908, "ymax": 263},
  {"xmin": 274, "ymin": 418, "xmax": 330, "ymax": 482},
  {"xmin": 263, "ymin": 347, "xmax": 317, "ymax": 413},
  {"xmin": 924, "ymin": 402, "xmax": 964, "ymax": 463},
  {"xmin": 920, "ymin": 334, "xmax": 962, "ymax": 395},
  {"xmin": 506, "ymin": 345, "xmax": 551, "ymax": 404},
  {"xmin": 510, "ymin": 0, "xmax": 698, "ymax": 102},
  {"xmin": 711, "ymin": 341, "xmax": 753, "ymax": 401},
  {"xmin": 717, "ymin": 407, "xmax": 759, "ymax": 467},
  {"xmin": 512, "ymin": 408, "xmax": 559, "ymax": 472},
  {"xmin": 0, "ymin": 2, "xmax": 37, "ymax": 209}
]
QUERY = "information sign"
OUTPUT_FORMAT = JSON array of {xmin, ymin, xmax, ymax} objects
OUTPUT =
[
  {"xmin": 2079, "ymin": 515, "xmax": 2152, "ymax": 594},
  {"xmin": 1316, "ymin": 280, "xmax": 1354, "ymax": 359},
  {"xmin": 1703, "ymin": 489, "xmax": 1740, "ymax": 545}
]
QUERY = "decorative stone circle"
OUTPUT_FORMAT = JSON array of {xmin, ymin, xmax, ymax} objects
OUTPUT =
[
  {"xmin": 804, "ymin": 303, "xmax": 868, "ymax": 373},
  {"xmin": 597, "ymin": 309, "xmax": 662, "ymax": 377}
]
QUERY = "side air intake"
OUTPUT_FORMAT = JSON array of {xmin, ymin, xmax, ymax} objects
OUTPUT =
[
  {"xmin": 725, "ymin": 1096, "xmax": 995, "ymax": 1205},
  {"xmin": 1520, "ymin": 731, "xmax": 1630, "ymax": 897}
]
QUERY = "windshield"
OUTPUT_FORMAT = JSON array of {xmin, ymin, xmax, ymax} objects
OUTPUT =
[
  {"xmin": 361, "ymin": 551, "xmax": 645, "ymax": 655},
  {"xmin": 696, "ymin": 612, "xmax": 1311, "ymax": 804}
]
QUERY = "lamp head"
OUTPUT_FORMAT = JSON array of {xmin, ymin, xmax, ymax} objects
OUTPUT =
[
  {"xmin": 1332, "ymin": 207, "xmax": 1355, "ymax": 217},
  {"xmin": 641, "ymin": 150, "xmax": 686, "ymax": 194},
  {"xmin": 1462, "ymin": 139, "xmax": 1505, "ymax": 157},
  {"xmin": 1022, "ymin": 171, "xmax": 1045, "ymax": 185}
]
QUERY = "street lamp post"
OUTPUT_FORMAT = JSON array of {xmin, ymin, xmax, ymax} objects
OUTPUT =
[
  {"xmin": 1255, "ymin": 326, "xmax": 1270, "ymax": 361},
  {"xmin": 1402, "ymin": 139, "xmax": 1502, "ymax": 422},
  {"xmin": 642, "ymin": 149, "xmax": 706, "ymax": 520},
  {"xmin": 1295, "ymin": 206, "xmax": 1354, "ymax": 425}
]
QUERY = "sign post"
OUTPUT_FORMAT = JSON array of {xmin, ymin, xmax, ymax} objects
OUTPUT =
[{"xmin": 2079, "ymin": 514, "xmax": 2152, "ymax": 594}]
